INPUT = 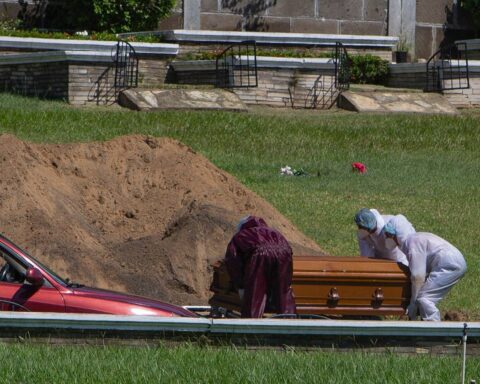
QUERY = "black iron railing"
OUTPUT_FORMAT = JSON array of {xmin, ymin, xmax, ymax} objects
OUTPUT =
[
  {"xmin": 334, "ymin": 42, "xmax": 350, "ymax": 92},
  {"xmin": 305, "ymin": 42, "xmax": 350, "ymax": 109},
  {"xmin": 112, "ymin": 40, "xmax": 139, "ymax": 96},
  {"xmin": 216, "ymin": 40, "xmax": 258, "ymax": 88},
  {"xmin": 426, "ymin": 42, "xmax": 469, "ymax": 92}
]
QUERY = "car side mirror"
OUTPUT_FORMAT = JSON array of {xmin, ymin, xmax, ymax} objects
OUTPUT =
[{"xmin": 25, "ymin": 267, "xmax": 44, "ymax": 287}]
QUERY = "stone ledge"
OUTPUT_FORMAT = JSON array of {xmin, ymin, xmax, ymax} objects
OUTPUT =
[
  {"xmin": 120, "ymin": 29, "xmax": 398, "ymax": 48},
  {"xmin": 171, "ymin": 57, "xmax": 335, "ymax": 71},
  {"xmin": 0, "ymin": 51, "xmax": 114, "ymax": 65},
  {"xmin": 0, "ymin": 36, "xmax": 179, "ymax": 56}
]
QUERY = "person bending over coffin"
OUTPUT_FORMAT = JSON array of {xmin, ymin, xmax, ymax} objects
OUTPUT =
[
  {"xmin": 224, "ymin": 215, "xmax": 296, "ymax": 318},
  {"xmin": 354, "ymin": 208, "xmax": 411, "ymax": 267},
  {"xmin": 384, "ymin": 215, "xmax": 467, "ymax": 321}
]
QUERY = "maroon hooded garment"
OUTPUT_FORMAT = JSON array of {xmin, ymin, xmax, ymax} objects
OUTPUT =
[{"xmin": 224, "ymin": 216, "xmax": 296, "ymax": 318}]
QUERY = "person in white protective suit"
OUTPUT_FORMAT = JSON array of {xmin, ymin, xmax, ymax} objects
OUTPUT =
[
  {"xmin": 354, "ymin": 208, "xmax": 410, "ymax": 266},
  {"xmin": 383, "ymin": 215, "xmax": 467, "ymax": 321}
]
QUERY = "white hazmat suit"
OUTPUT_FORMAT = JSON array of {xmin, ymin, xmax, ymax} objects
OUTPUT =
[
  {"xmin": 385, "ymin": 215, "xmax": 467, "ymax": 321},
  {"xmin": 357, "ymin": 209, "xmax": 410, "ymax": 266}
]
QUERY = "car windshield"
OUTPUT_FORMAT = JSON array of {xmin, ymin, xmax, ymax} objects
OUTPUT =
[{"xmin": 0, "ymin": 236, "xmax": 68, "ymax": 286}]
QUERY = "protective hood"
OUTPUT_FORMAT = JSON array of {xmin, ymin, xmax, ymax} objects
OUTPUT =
[
  {"xmin": 238, "ymin": 216, "xmax": 268, "ymax": 231},
  {"xmin": 385, "ymin": 215, "xmax": 416, "ymax": 248}
]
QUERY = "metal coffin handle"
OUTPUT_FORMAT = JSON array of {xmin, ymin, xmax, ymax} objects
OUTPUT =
[
  {"xmin": 371, "ymin": 288, "xmax": 384, "ymax": 308},
  {"xmin": 327, "ymin": 287, "xmax": 340, "ymax": 307}
]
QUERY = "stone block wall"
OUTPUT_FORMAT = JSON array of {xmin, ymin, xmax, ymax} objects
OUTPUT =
[
  {"xmin": 160, "ymin": 0, "xmax": 388, "ymax": 36},
  {"xmin": 137, "ymin": 57, "xmax": 171, "ymax": 88},
  {"xmin": 69, "ymin": 58, "xmax": 171, "ymax": 105},
  {"xmin": 69, "ymin": 62, "xmax": 115, "ymax": 105},
  {"xmin": 233, "ymin": 68, "xmax": 336, "ymax": 108},
  {"xmin": 0, "ymin": 61, "xmax": 68, "ymax": 100},
  {"xmin": 386, "ymin": 72, "xmax": 426, "ymax": 90},
  {"xmin": 444, "ymin": 74, "xmax": 480, "ymax": 108},
  {"xmin": 159, "ymin": 0, "xmax": 476, "ymax": 63}
]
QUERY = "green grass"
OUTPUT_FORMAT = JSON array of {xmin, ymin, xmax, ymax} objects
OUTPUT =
[
  {"xmin": 0, "ymin": 94, "xmax": 479, "ymax": 316},
  {"xmin": 0, "ymin": 94, "xmax": 479, "ymax": 381},
  {"xmin": 0, "ymin": 343, "xmax": 478, "ymax": 383}
]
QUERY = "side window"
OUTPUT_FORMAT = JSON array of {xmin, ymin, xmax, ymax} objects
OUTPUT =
[{"xmin": 0, "ymin": 249, "xmax": 27, "ymax": 285}]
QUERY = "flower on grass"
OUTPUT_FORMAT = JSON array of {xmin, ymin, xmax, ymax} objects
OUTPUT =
[
  {"xmin": 352, "ymin": 162, "xmax": 367, "ymax": 174},
  {"xmin": 280, "ymin": 165, "xmax": 308, "ymax": 176}
]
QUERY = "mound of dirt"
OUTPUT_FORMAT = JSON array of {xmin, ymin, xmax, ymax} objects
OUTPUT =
[{"xmin": 0, "ymin": 134, "xmax": 324, "ymax": 305}]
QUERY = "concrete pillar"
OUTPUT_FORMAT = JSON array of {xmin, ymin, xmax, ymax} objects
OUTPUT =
[
  {"xmin": 388, "ymin": 0, "xmax": 401, "ymax": 36},
  {"xmin": 401, "ymin": 0, "xmax": 416, "ymax": 55},
  {"xmin": 388, "ymin": 0, "xmax": 415, "ymax": 56},
  {"xmin": 183, "ymin": 0, "xmax": 201, "ymax": 30}
]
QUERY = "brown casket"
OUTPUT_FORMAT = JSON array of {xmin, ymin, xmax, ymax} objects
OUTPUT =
[{"xmin": 209, "ymin": 256, "xmax": 411, "ymax": 317}]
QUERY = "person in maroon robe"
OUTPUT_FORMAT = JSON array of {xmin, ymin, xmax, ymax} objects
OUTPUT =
[{"xmin": 224, "ymin": 215, "xmax": 296, "ymax": 318}]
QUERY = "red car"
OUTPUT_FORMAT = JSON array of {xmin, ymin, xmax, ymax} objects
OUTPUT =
[{"xmin": 0, "ymin": 234, "xmax": 196, "ymax": 317}]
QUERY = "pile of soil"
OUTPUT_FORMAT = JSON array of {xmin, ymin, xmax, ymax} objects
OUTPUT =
[{"xmin": 0, "ymin": 134, "xmax": 324, "ymax": 305}]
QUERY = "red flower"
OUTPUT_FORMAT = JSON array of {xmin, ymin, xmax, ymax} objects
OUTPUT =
[{"xmin": 352, "ymin": 162, "xmax": 367, "ymax": 174}]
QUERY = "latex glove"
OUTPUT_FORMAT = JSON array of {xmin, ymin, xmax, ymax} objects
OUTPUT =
[
  {"xmin": 406, "ymin": 303, "xmax": 418, "ymax": 320},
  {"xmin": 238, "ymin": 289, "xmax": 244, "ymax": 300}
]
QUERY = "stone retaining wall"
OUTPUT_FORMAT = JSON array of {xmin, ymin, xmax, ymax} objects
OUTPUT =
[
  {"xmin": 444, "ymin": 74, "xmax": 480, "ymax": 108},
  {"xmin": 387, "ymin": 62, "xmax": 480, "ymax": 107},
  {"xmin": 0, "ymin": 61, "xmax": 68, "ymax": 100},
  {"xmin": 233, "ymin": 68, "xmax": 336, "ymax": 108}
]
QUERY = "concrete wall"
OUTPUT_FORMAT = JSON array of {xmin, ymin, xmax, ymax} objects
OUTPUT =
[
  {"xmin": 159, "ymin": 0, "xmax": 389, "ymax": 36},
  {"xmin": 158, "ymin": 0, "xmax": 475, "ymax": 62},
  {"xmin": 0, "ymin": 0, "xmax": 20, "ymax": 20}
]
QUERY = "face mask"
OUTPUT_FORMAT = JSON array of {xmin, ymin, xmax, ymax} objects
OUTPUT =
[
  {"xmin": 385, "ymin": 237, "xmax": 397, "ymax": 250},
  {"xmin": 357, "ymin": 229, "xmax": 370, "ymax": 240}
]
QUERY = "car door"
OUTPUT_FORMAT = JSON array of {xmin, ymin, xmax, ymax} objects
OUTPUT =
[{"xmin": 0, "ymin": 247, "xmax": 65, "ymax": 312}]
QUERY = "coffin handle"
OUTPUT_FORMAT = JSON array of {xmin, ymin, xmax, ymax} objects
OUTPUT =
[
  {"xmin": 327, "ymin": 287, "xmax": 340, "ymax": 307},
  {"xmin": 371, "ymin": 288, "xmax": 384, "ymax": 308}
]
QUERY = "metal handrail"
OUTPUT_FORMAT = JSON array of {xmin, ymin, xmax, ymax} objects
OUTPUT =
[
  {"xmin": 215, "ymin": 40, "xmax": 258, "ymax": 88},
  {"xmin": 113, "ymin": 40, "xmax": 139, "ymax": 96},
  {"xmin": 425, "ymin": 42, "xmax": 469, "ymax": 92},
  {"xmin": 304, "ymin": 42, "xmax": 349, "ymax": 110}
]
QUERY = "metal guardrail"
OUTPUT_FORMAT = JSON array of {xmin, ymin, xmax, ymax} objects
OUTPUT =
[{"xmin": 0, "ymin": 312, "xmax": 479, "ymax": 339}]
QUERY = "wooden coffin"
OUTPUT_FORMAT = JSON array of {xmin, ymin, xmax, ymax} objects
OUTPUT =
[{"xmin": 209, "ymin": 256, "xmax": 411, "ymax": 317}]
